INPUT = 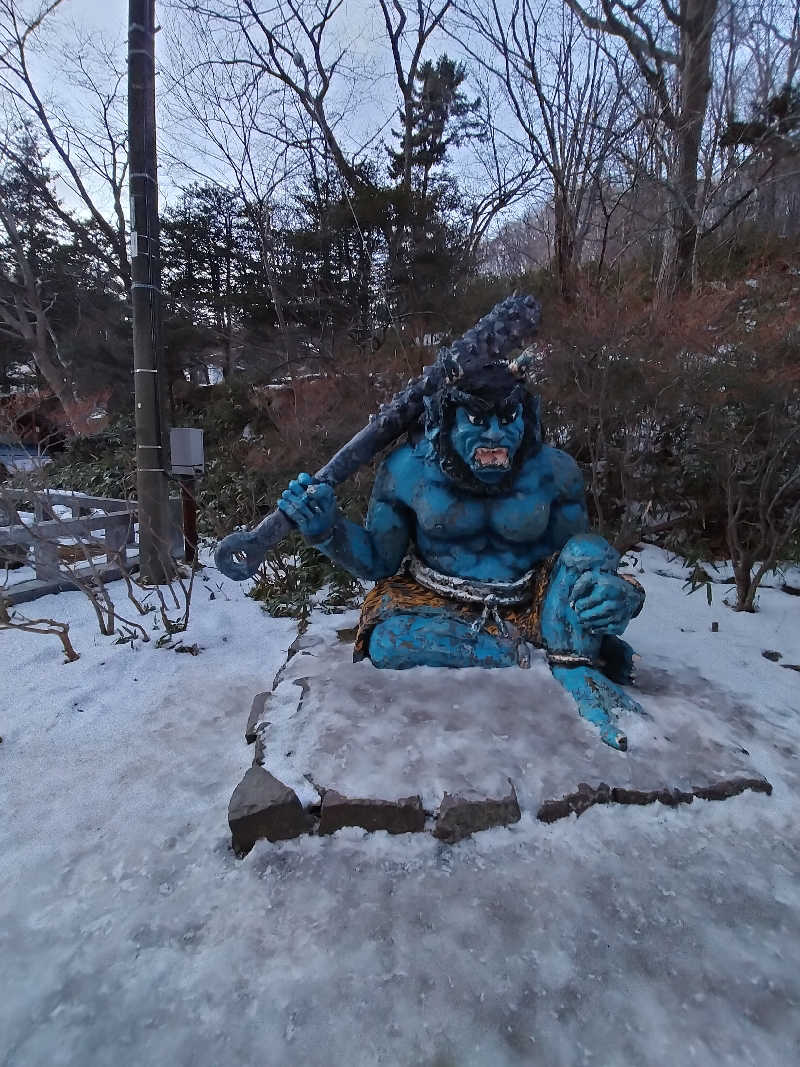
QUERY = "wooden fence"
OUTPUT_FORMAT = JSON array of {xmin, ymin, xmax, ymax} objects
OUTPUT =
[{"xmin": 0, "ymin": 490, "xmax": 180, "ymax": 606}]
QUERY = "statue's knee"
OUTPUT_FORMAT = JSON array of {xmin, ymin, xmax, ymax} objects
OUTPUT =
[
  {"xmin": 558, "ymin": 533, "xmax": 618, "ymax": 573},
  {"xmin": 368, "ymin": 619, "xmax": 403, "ymax": 668},
  {"xmin": 368, "ymin": 615, "xmax": 430, "ymax": 668}
]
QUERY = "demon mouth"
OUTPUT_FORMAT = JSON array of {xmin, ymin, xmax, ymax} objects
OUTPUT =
[{"xmin": 474, "ymin": 447, "xmax": 510, "ymax": 468}]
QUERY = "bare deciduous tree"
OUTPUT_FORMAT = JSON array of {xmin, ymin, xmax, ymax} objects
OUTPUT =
[
  {"xmin": 0, "ymin": 193, "xmax": 84, "ymax": 428},
  {"xmin": 455, "ymin": 0, "xmax": 633, "ymax": 298},
  {"xmin": 0, "ymin": 0, "xmax": 130, "ymax": 288},
  {"xmin": 565, "ymin": 0, "xmax": 720, "ymax": 297},
  {"xmin": 170, "ymin": 0, "xmax": 536, "ymax": 315},
  {"xmin": 1, "ymin": 1, "xmax": 133, "ymax": 426},
  {"xmin": 722, "ymin": 415, "xmax": 800, "ymax": 612},
  {"xmin": 163, "ymin": 14, "xmax": 305, "ymax": 367}
]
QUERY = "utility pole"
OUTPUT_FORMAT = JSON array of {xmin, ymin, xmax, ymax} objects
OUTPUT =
[{"xmin": 128, "ymin": 0, "xmax": 172, "ymax": 582}]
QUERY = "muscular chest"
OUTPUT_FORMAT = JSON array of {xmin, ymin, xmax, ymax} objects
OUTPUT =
[{"xmin": 412, "ymin": 483, "xmax": 551, "ymax": 544}]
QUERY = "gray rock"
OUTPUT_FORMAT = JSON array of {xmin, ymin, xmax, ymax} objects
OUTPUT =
[
  {"xmin": 434, "ymin": 782, "xmax": 521, "ymax": 843},
  {"xmin": 228, "ymin": 766, "xmax": 308, "ymax": 855},
  {"xmin": 694, "ymin": 777, "xmax": 772, "ymax": 802},
  {"xmin": 245, "ymin": 692, "xmax": 269, "ymax": 744},
  {"xmin": 537, "ymin": 776, "xmax": 771, "ymax": 823},
  {"xmin": 319, "ymin": 791, "xmax": 425, "ymax": 836},
  {"xmin": 253, "ymin": 724, "xmax": 267, "ymax": 768}
]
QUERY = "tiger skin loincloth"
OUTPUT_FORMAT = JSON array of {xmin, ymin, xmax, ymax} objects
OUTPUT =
[{"xmin": 353, "ymin": 553, "xmax": 560, "ymax": 662}]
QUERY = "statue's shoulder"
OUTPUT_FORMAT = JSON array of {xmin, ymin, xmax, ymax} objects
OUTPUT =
[
  {"xmin": 383, "ymin": 441, "xmax": 421, "ymax": 475},
  {"xmin": 376, "ymin": 442, "xmax": 426, "ymax": 499},
  {"xmin": 547, "ymin": 445, "xmax": 585, "ymax": 499},
  {"xmin": 523, "ymin": 444, "xmax": 584, "ymax": 499}
]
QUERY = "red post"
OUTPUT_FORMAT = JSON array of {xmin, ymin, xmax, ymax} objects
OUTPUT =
[{"xmin": 179, "ymin": 476, "xmax": 198, "ymax": 563}]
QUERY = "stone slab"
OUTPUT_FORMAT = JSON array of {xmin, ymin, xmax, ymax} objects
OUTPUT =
[{"xmin": 249, "ymin": 616, "xmax": 771, "ymax": 831}]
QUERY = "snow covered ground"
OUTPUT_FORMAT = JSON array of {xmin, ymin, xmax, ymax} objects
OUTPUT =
[{"xmin": 1, "ymin": 545, "xmax": 799, "ymax": 1067}]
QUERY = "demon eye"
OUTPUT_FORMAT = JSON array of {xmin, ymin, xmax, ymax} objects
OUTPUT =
[
  {"xmin": 499, "ymin": 412, "xmax": 515, "ymax": 425},
  {"xmin": 467, "ymin": 412, "xmax": 486, "ymax": 426}
]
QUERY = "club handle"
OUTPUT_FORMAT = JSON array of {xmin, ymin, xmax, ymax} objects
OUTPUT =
[{"xmin": 214, "ymin": 509, "xmax": 295, "ymax": 580}]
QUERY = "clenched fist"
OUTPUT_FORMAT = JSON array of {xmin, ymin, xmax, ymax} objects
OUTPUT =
[
  {"xmin": 277, "ymin": 472, "xmax": 338, "ymax": 543},
  {"xmin": 570, "ymin": 571, "xmax": 643, "ymax": 636}
]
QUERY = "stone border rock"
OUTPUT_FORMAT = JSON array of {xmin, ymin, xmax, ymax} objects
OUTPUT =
[
  {"xmin": 536, "ymin": 776, "xmax": 773, "ymax": 823},
  {"xmin": 434, "ymin": 783, "xmax": 521, "ymax": 843},
  {"xmin": 319, "ymin": 791, "xmax": 426, "ymax": 836},
  {"xmin": 245, "ymin": 692, "xmax": 269, "ymax": 745},
  {"xmin": 228, "ymin": 748, "xmax": 524, "ymax": 855},
  {"xmin": 228, "ymin": 766, "xmax": 311, "ymax": 856},
  {"xmin": 229, "ymin": 748, "xmax": 774, "ymax": 854},
  {"xmin": 229, "ymin": 759, "xmax": 774, "ymax": 855}
]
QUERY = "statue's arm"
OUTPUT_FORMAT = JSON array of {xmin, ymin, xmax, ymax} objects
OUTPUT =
[
  {"xmin": 546, "ymin": 450, "xmax": 591, "ymax": 547},
  {"xmin": 278, "ymin": 463, "xmax": 411, "ymax": 581},
  {"xmin": 545, "ymin": 449, "xmax": 645, "ymax": 625}
]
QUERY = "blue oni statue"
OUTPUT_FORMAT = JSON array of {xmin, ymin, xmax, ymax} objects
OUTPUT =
[{"xmin": 276, "ymin": 303, "xmax": 646, "ymax": 751}]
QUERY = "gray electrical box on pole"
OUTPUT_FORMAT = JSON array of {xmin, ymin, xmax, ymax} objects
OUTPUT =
[
  {"xmin": 170, "ymin": 428, "xmax": 204, "ymax": 476},
  {"xmin": 128, "ymin": 0, "xmax": 172, "ymax": 582}
]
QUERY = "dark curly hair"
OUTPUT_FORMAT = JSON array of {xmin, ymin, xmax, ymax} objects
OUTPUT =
[{"xmin": 421, "ymin": 361, "xmax": 542, "ymax": 495}]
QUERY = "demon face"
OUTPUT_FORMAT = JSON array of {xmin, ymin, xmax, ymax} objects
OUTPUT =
[{"xmin": 424, "ymin": 363, "xmax": 541, "ymax": 495}]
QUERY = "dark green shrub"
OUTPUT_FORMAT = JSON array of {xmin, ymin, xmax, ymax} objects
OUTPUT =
[
  {"xmin": 48, "ymin": 415, "xmax": 136, "ymax": 499},
  {"xmin": 246, "ymin": 532, "xmax": 364, "ymax": 620}
]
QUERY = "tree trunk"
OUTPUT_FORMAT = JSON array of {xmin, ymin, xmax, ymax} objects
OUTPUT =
[
  {"xmin": 733, "ymin": 557, "xmax": 756, "ymax": 612},
  {"xmin": 657, "ymin": 0, "xmax": 718, "ymax": 299},
  {"xmin": 224, "ymin": 215, "xmax": 234, "ymax": 379},
  {"xmin": 255, "ymin": 208, "xmax": 296, "ymax": 370},
  {"xmin": 0, "ymin": 206, "xmax": 84, "ymax": 433},
  {"xmin": 554, "ymin": 192, "xmax": 578, "ymax": 301},
  {"xmin": 0, "ymin": 303, "xmax": 84, "ymax": 434},
  {"xmin": 32, "ymin": 324, "xmax": 84, "ymax": 434}
]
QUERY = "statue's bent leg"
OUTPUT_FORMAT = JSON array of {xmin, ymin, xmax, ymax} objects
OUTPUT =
[
  {"xmin": 541, "ymin": 533, "xmax": 643, "ymax": 750},
  {"xmin": 368, "ymin": 614, "xmax": 519, "ymax": 670},
  {"xmin": 599, "ymin": 634, "xmax": 636, "ymax": 686}
]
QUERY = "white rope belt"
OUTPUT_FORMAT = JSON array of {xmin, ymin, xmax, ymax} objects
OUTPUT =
[
  {"xmin": 405, "ymin": 554, "xmax": 536, "ymax": 639},
  {"xmin": 406, "ymin": 554, "xmax": 535, "ymax": 607}
]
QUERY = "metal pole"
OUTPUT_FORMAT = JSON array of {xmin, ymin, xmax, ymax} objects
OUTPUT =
[{"xmin": 128, "ymin": 0, "xmax": 171, "ymax": 583}]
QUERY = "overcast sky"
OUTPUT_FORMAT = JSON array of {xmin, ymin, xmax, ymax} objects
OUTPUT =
[
  {"xmin": 62, "ymin": 0, "xmax": 127, "ymax": 37},
  {"xmin": 16, "ymin": 0, "xmax": 486, "ymax": 218}
]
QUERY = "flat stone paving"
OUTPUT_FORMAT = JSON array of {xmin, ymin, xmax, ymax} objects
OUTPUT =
[{"xmin": 239, "ymin": 612, "xmax": 770, "ymax": 838}]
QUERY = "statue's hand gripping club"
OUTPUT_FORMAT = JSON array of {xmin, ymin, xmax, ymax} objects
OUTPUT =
[{"xmin": 278, "ymin": 474, "xmax": 338, "ymax": 543}]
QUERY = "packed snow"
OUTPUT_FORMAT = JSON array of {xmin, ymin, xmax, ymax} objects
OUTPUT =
[{"xmin": 1, "ymin": 544, "xmax": 799, "ymax": 1066}]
